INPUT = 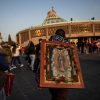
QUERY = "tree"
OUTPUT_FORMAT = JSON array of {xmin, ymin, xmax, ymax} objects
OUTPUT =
[{"xmin": 8, "ymin": 34, "xmax": 12, "ymax": 45}]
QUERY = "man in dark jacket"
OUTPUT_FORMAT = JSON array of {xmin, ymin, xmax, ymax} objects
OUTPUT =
[
  {"xmin": 33, "ymin": 38, "xmax": 42, "ymax": 72},
  {"xmin": 0, "ymin": 44, "xmax": 9, "ymax": 100},
  {"xmin": 33, "ymin": 39, "xmax": 42, "ymax": 86},
  {"xmin": 34, "ymin": 29, "xmax": 69, "ymax": 100}
]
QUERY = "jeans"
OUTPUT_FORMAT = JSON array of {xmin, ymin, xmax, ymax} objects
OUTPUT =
[
  {"xmin": 30, "ymin": 54, "xmax": 35, "ymax": 70},
  {"xmin": 12, "ymin": 56, "xmax": 21, "ymax": 66}
]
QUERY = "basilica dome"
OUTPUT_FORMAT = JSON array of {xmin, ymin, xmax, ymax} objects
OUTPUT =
[{"xmin": 42, "ymin": 7, "xmax": 67, "ymax": 25}]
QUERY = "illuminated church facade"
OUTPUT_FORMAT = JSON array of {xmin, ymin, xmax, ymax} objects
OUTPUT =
[{"xmin": 16, "ymin": 8, "xmax": 100, "ymax": 47}]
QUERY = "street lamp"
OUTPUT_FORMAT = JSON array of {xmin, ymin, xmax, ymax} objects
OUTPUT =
[{"xmin": 91, "ymin": 17, "xmax": 95, "ymax": 40}]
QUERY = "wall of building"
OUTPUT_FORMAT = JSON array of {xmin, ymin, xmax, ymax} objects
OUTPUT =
[{"xmin": 16, "ymin": 21, "xmax": 100, "ymax": 47}]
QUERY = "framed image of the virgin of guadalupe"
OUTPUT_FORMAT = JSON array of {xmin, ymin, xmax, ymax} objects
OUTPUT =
[{"xmin": 40, "ymin": 39, "xmax": 84, "ymax": 88}]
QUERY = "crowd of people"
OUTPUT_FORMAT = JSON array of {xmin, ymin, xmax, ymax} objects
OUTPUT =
[
  {"xmin": 0, "ymin": 38, "xmax": 43, "ymax": 100},
  {"xmin": 0, "ymin": 42, "xmax": 26, "ymax": 100},
  {"xmin": 0, "ymin": 31, "xmax": 100, "ymax": 100},
  {"xmin": 76, "ymin": 39, "xmax": 100, "ymax": 54}
]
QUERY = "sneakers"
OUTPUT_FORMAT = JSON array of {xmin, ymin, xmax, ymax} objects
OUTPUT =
[
  {"xmin": 11, "ymin": 64, "xmax": 16, "ymax": 68},
  {"xmin": 20, "ymin": 64, "xmax": 24, "ymax": 67},
  {"xmin": 10, "ymin": 67, "xmax": 14, "ymax": 70},
  {"xmin": 13, "ymin": 66, "xmax": 17, "ymax": 69},
  {"xmin": 10, "ymin": 65, "xmax": 17, "ymax": 70}
]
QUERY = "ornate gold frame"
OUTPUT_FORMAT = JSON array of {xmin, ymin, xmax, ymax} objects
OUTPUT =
[{"xmin": 40, "ymin": 39, "xmax": 84, "ymax": 88}]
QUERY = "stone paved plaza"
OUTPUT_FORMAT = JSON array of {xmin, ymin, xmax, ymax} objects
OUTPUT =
[{"xmin": 7, "ymin": 54, "xmax": 100, "ymax": 100}]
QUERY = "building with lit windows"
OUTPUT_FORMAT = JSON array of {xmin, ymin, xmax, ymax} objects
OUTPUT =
[{"xmin": 16, "ymin": 8, "xmax": 100, "ymax": 47}]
